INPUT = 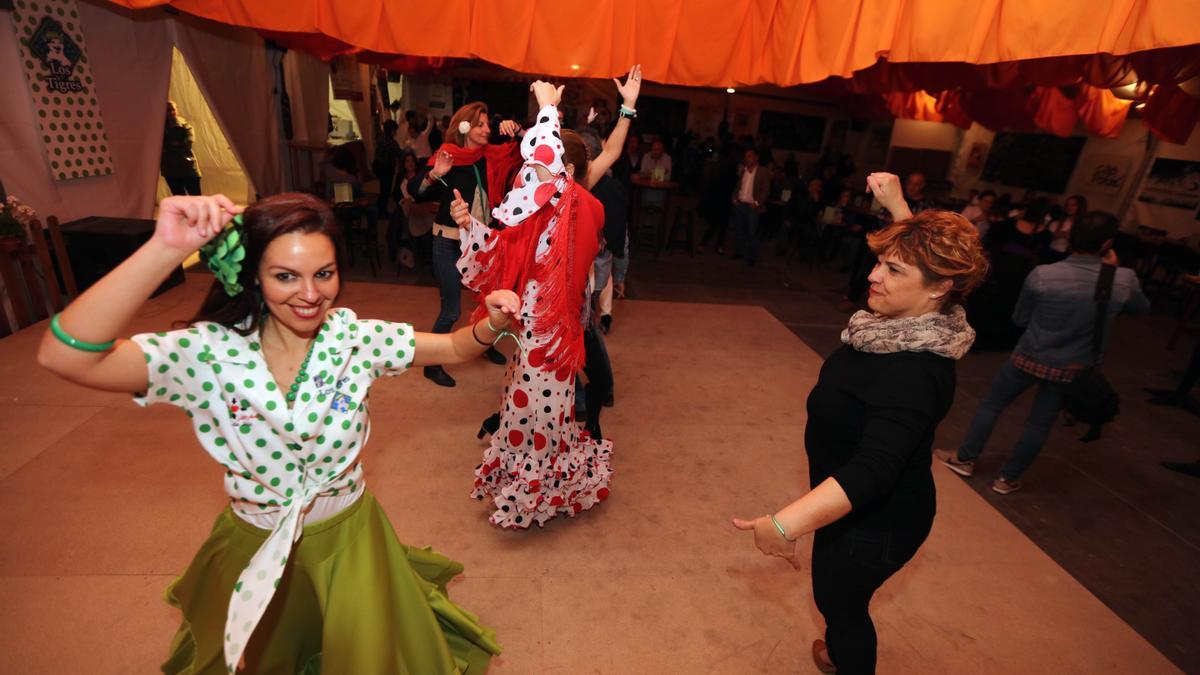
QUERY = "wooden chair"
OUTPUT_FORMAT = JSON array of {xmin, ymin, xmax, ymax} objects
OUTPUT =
[{"xmin": 0, "ymin": 216, "xmax": 78, "ymax": 336}]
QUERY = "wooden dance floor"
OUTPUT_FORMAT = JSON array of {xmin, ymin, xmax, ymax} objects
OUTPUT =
[{"xmin": 0, "ymin": 275, "xmax": 1179, "ymax": 673}]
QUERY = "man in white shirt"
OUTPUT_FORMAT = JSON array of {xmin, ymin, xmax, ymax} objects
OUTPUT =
[
  {"xmin": 640, "ymin": 139, "xmax": 672, "ymax": 181},
  {"xmin": 730, "ymin": 147, "xmax": 770, "ymax": 267}
]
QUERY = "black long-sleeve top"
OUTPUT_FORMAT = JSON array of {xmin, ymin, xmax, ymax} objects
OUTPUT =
[
  {"xmin": 805, "ymin": 345, "xmax": 956, "ymax": 534},
  {"xmin": 407, "ymin": 158, "xmax": 489, "ymax": 227}
]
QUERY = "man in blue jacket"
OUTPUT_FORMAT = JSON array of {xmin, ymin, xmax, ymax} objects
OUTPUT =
[{"xmin": 936, "ymin": 211, "xmax": 1150, "ymax": 494}]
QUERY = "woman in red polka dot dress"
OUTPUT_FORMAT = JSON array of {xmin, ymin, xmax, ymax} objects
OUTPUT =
[{"xmin": 452, "ymin": 81, "xmax": 613, "ymax": 528}]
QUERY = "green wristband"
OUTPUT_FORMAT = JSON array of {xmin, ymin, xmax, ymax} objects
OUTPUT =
[
  {"xmin": 770, "ymin": 514, "xmax": 796, "ymax": 542},
  {"xmin": 50, "ymin": 313, "xmax": 115, "ymax": 353}
]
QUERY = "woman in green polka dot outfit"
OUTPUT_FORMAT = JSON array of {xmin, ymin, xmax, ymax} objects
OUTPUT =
[{"xmin": 37, "ymin": 192, "xmax": 513, "ymax": 673}]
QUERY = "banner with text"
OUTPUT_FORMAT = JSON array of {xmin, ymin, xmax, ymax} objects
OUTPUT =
[{"xmin": 9, "ymin": 0, "xmax": 113, "ymax": 181}]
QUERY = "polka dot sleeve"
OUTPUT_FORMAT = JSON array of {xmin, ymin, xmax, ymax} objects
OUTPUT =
[
  {"xmin": 129, "ymin": 327, "xmax": 210, "ymax": 409},
  {"xmin": 352, "ymin": 319, "xmax": 416, "ymax": 379},
  {"xmin": 491, "ymin": 104, "xmax": 566, "ymax": 228}
]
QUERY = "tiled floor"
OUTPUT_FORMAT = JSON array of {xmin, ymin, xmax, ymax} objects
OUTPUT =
[{"xmin": 0, "ymin": 267, "xmax": 1184, "ymax": 673}]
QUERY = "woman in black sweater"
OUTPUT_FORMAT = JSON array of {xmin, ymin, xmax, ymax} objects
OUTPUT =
[
  {"xmin": 409, "ymin": 102, "xmax": 522, "ymax": 387},
  {"xmin": 735, "ymin": 173, "xmax": 988, "ymax": 674}
]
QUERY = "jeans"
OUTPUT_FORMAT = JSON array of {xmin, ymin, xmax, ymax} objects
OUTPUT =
[
  {"xmin": 811, "ymin": 524, "xmax": 930, "ymax": 675},
  {"xmin": 957, "ymin": 360, "xmax": 1063, "ymax": 481},
  {"xmin": 431, "ymin": 232, "xmax": 462, "ymax": 333},
  {"xmin": 730, "ymin": 203, "xmax": 760, "ymax": 264},
  {"xmin": 593, "ymin": 249, "xmax": 614, "ymax": 297},
  {"xmin": 166, "ymin": 176, "xmax": 201, "ymax": 196},
  {"xmin": 613, "ymin": 233, "xmax": 630, "ymax": 285}
]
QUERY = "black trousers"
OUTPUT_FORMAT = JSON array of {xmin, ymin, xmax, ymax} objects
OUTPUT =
[
  {"xmin": 376, "ymin": 163, "xmax": 396, "ymax": 216},
  {"xmin": 165, "ymin": 175, "xmax": 201, "ymax": 196},
  {"xmin": 811, "ymin": 523, "xmax": 930, "ymax": 675},
  {"xmin": 582, "ymin": 324, "xmax": 613, "ymax": 439}
]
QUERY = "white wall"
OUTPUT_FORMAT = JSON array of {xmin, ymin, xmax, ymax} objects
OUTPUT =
[{"xmin": 891, "ymin": 119, "xmax": 961, "ymax": 152}]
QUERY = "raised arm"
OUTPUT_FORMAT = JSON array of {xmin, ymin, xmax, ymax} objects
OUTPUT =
[
  {"xmin": 867, "ymin": 172, "xmax": 913, "ymax": 222},
  {"xmin": 586, "ymin": 64, "xmax": 642, "ymax": 189},
  {"xmin": 490, "ymin": 81, "xmax": 567, "ymax": 227},
  {"xmin": 37, "ymin": 195, "xmax": 241, "ymax": 393}
]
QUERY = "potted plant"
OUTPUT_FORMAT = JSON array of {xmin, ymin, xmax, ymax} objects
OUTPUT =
[{"xmin": 0, "ymin": 196, "xmax": 36, "ymax": 253}]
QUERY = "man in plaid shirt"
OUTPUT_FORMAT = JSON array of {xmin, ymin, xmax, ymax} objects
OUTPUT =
[{"xmin": 936, "ymin": 211, "xmax": 1150, "ymax": 494}]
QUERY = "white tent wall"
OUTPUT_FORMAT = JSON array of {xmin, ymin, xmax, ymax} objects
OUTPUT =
[
  {"xmin": 171, "ymin": 12, "xmax": 281, "ymax": 200},
  {"xmin": 0, "ymin": 1, "xmax": 278, "ymax": 224},
  {"xmin": 159, "ymin": 47, "xmax": 251, "ymax": 206}
]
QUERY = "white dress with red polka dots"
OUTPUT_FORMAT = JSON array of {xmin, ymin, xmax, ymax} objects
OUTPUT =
[{"xmin": 458, "ymin": 104, "xmax": 613, "ymax": 529}]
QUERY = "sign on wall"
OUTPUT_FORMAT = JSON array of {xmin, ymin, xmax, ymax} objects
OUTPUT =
[
  {"xmin": 9, "ymin": 0, "xmax": 114, "ymax": 181},
  {"xmin": 330, "ymin": 56, "xmax": 362, "ymax": 101},
  {"xmin": 1077, "ymin": 153, "xmax": 1132, "ymax": 196}
]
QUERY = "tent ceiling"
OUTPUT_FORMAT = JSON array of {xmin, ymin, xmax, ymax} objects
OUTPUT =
[
  {"xmin": 110, "ymin": 0, "xmax": 1200, "ymax": 141},
  {"xmin": 110, "ymin": 0, "xmax": 1200, "ymax": 87}
]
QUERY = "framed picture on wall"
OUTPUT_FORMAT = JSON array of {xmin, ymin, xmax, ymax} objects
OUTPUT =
[{"xmin": 1138, "ymin": 158, "xmax": 1200, "ymax": 210}]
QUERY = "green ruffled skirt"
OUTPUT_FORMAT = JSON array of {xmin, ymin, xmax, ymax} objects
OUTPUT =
[{"xmin": 161, "ymin": 491, "xmax": 500, "ymax": 674}]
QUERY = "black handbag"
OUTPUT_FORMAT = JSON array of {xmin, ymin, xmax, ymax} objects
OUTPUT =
[{"xmin": 1060, "ymin": 263, "xmax": 1120, "ymax": 439}]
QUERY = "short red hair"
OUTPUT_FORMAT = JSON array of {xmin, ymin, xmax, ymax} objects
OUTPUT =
[{"xmin": 867, "ymin": 210, "xmax": 989, "ymax": 307}]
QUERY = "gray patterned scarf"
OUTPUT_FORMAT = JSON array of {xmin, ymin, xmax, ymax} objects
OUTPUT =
[{"xmin": 841, "ymin": 305, "xmax": 976, "ymax": 360}]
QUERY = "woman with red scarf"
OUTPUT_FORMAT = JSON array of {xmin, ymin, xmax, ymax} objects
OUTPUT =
[
  {"xmin": 409, "ymin": 103, "xmax": 523, "ymax": 387},
  {"xmin": 451, "ymin": 81, "xmax": 613, "ymax": 529}
]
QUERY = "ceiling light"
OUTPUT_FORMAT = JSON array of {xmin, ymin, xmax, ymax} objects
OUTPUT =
[
  {"xmin": 726, "ymin": 88, "xmax": 736, "ymax": 94},
  {"xmin": 1111, "ymin": 82, "xmax": 1144, "ymax": 100},
  {"xmin": 571, "ymin": 64, "xmax": 581, "ymax": 71}
]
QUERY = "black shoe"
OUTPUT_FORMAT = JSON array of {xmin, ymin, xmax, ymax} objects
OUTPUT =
[
  {"xmin": 483, "ymin": 347, "xmax": 506, "ymax": 365},
  {"xmin": 600, "ymin": 315, "xmax": 612, "ymax": 335},
  {"xmin": 1146, "ymin": 391, "xmax": 1200, "ymax": 416},
  {"xmin": 1161, "ymin": 460, "xmax": 1200, "ymax": 479},
  {"xmin": 478, "ymin": 412, "xmax": 501, "ymax": 439},
  {"xmin": 423, "ymin": 365, "xmax": 456, "ymax": 388}
]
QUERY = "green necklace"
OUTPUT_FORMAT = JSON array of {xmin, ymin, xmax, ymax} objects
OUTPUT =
[
  {"xmin": 285, "ymin": 344, "xmax": 314, "ymax": 408},
  {"xmin": 263, "ymin": 318, "xmax": 318, "ymax": 408}
]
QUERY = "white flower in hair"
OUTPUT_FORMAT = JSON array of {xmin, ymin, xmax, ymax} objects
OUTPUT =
[{"xmin": 458, "ymin": 120, "xmax": 472, "ymax": 135}]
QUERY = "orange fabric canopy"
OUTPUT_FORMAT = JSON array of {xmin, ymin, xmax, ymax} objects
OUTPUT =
[{"xmin": 111, "ymin": 0, "xmax": 1200, "ymax": 87}]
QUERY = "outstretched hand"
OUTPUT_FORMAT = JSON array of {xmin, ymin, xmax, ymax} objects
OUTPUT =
[
  {"xmin": 614, "ymin": 64, "xmax": 643, "ymax": 107},
  {"xmin": 450, "ymin": 189, "xmax": 471, "ymax": 228},
  {"xmin": 497, "ymin": 119, "xmax": 522, "ymax": 138},
  {"xmin": 484, "ymin": 290, "xmax": 520, "ymax": 330},
  {"xmin": 152, "ymin": 195, "xmax": 242, "ymax": 255},
  {"xmin": 530, "ymin": 80, "xmax": 564, "ymax": 109},
  {"xmin": 431, "ymin": 150, "xmax": 454, "ymax": 180},
  {"xmin": 731, "ymin": 515, "xmax": 803, "ymax": 570}
]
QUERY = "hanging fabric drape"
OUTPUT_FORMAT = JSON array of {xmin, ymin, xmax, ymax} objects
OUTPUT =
[
  {"xmin": 282, "ymin": 49, "xmax": 331, "ymax": 147},
  {"xmin": 106, "ymin": 0, "xmax": 1200, "ymax": 87},
  {"xmin": 172, "ymin": 14, "xmax": 282, "ymax": 198}
]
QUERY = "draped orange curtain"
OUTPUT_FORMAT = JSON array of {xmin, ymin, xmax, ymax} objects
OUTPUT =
[{"xmin": 109, "ymin": 0, "xmax": 1200, "ymax": 87}]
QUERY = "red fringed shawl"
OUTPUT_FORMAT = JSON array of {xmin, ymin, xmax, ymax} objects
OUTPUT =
[
  {"xmin": 428, "ymin": 142, "xmax": 522, "ymax": 209},
  {"xmin": 470, "ymin": 179, "xmax": 603, "ymax": 375}
]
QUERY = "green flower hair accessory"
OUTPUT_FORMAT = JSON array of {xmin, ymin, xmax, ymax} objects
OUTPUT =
[{"xmin": 199, "ymin": 213, "xmax": 246, "ymax": 297}]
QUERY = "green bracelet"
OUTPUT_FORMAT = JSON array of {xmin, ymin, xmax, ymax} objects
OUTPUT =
[
  {"xmin": 50, "ymin": 313, "xmax": 115, "ymax": 353},
  {"xmin": 770, "ymin": 515, "xmax": 796, "ymax": 542}
]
